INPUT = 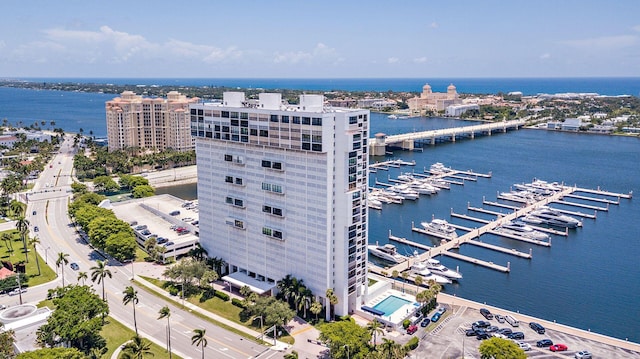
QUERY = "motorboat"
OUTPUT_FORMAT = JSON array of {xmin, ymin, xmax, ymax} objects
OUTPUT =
[
  {"xmin": 495, "ymin": 220, "xmax": 550, "ymax": 240},
  {"xmin": 409, "ymin": 262, "xmax": 451, "ymax": 284},
  {"xmin": 397, "ymin": 173, "xmax": 415, "ymax": 182},
  {"xmin": 513, "ymin": 183, "xmax": 552, "ymax": 196},
  {"xmin": 498, "ymin": 190, "xmax": 539, "ymax": 204},
  {"xmin": 388, "ymin": 114, "xmax": 398, "ymax": 119},
  {"xmin": 429, "ymin": 162, "xmax": 452, "ymax": 174},
  {"xmin": 410, "ymin": 183, "xmax": 438, "ymax": 195},
  {"xmin": 368, "ymin": 244, "xmax": 408, "ymax": 263},
  {"xmin": 524, "ymin": 206, "xmax": 582, "ymax": 228},
  {"xmin": 368, "ymin": 198, "xmax": 382, "ymax": 210},
  {"xmin": 425, "ymin": 258, "xmax": 463, "ymax": 280},
  {"xmin": 420, "ymin": 219, "xmax": 458, "ymax": 239},
  {"xmin": 530, "ymin": 179, "xmax": 563, "ymax": 192}
]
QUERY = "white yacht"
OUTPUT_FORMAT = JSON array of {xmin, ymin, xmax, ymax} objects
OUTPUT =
[
  {"xmin": 368, "ymin": 198, "xmax": 382, "ymax": 210},
  {"xmin": 409, "ymin": 262, "xmax": 451, "ymax": 284},
  {"xmin": 368, "ymin": 244, "xmax": 408, "ymax": 264},
  {"xmin": 429, "ymin": 162, "xmax": 452, "ymax": 174},
  {"xmin": 425, "ymin": 258, "xmax": 463, "ymax": 280},
  {"xmin": 496, "ymin": 220, "xmax": 550, "ymax": 240},
  {"xmin": 420, "ymin": 219, "xmax": 458, "ymax": 239},
  {"xmin": 388, "ymin": 114, "xmax": 398, "ymax": 119},
  {"xmin": 523, "ymin": 206, "xmax": 582, "ymax": 228}
]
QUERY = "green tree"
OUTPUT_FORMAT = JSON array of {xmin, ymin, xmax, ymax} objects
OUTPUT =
[
  {"xmin": 70, "ymin": 182, "xmax": 88, "ymax": 195},
  {"xmin": 104, "ymin": 232, "xmax": 136, "ymax": 262},
  {"xmin": 92, "ymin": 175, "xmax": 119, "ymax": 193},
  {"xmin": 87, "ymin": 216, "xmax": 133, "ymax": 250},
  {"xmin": 15, "ymin": 216, "xmax": 29, "ymax": 263},
  {"xmin": 378, "ymin": 338, "xmax": 407, "ymax": 359},
  {"xmin": 283, "ymin": 350, "xmax": 299, "ymax": 359},
  {"xmin": 310, "ymin": 300, "xmax": 323, "ymax": 322},
  {"xmin": 158, "ymin": 306, "xmax": 172, "ymax": 358},
  {"xmin": 319, "ymin": 319, "xmax": 371, "ymax": 359},
  {"xmin": 123, "ymin": 286, "xmax": 139, "ymax": 335},
  {"xmin": 325, "ymin": 288, "xmax": 338, "ymax": 321},
  {"xmin": 77, "ymin": 271, "xmax": 88, "ymax": 285},
  {"xmin": 0, "ymin": 326, "xmax": 15, "ymax": 359},
  {"xmin": 478, "ymin": 337, "xmax": 527, "ymax": 359},
  {"xmin": 121, "ymin": 335, "xmax": 154, "ymax": 359},
  {"xmin": 56, "ymin": 252, "xmax": 69, "ymax": 286},
  {"xmin": 16, "ymin": 347, "xmax": 86, "ymax": 359},
  {"xmin": 2, "ymin": 232, "xmax": 14, "ymax": 254},
  {"xmin": 90, "ymin": 260, "xmax": 112, "ymax": 301},
  {"xmin": 414, "ymin": 275, "xmax": 423, "ymax": 292},
  {"xmin": 191, "ymin": 329, "xmax": 208, "ymax": 359},
  {"xmin": 401, "ymin": 271, "xmax": 409, "ymax": 293},
  {"xmin": 28, "ymin": 236, "xmax": 41, "ymax": 276},
  {"xmin": 36, "ymin": 285, "xmax": 108, "ymax": 353},
  {"xmin": 132, "ymin": 185, "xmax": 155, "ymax": 198},
  {"xmin": 366, "ymin": 319, "xmax": 385, "ymax": 347}
]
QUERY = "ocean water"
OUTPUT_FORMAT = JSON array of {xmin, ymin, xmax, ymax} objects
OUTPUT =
[
  {"xmin": 0, "ymin": 82, "xmax": 639, "ymax": 342},
  {"xmin": 7, "ymin": 76, "xmax": 640, "ymax": 96}
]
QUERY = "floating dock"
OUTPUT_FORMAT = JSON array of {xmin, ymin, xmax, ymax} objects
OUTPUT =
[{"xmin": 441, "ymin": 251, "xmax": 510, "ymax": 273}]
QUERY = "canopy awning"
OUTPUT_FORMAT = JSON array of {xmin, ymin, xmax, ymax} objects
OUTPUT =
[{"xmin": 222, "ymin": 272, "xmax": 275, "ymax": 295}]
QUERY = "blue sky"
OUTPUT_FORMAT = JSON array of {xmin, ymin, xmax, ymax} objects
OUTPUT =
[{"xmin": 1, "ymin": 0, "xmax": 639, "ymax": 78}]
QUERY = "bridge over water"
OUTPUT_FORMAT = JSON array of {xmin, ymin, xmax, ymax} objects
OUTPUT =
[{"xmin": 369, "ymin": 119, "xmax": 526, "ymax": 156}]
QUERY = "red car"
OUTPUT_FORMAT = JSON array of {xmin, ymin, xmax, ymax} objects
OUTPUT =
[
  {"xmin": 406, "ymin": 325, "xmax": 418, "ymax": 335},
  {"xmin": 549, "ymin": 344, "xmax": 568, "ymax": 352}
]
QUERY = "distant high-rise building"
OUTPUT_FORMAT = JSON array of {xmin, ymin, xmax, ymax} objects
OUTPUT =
[
  {"xmin": 106, "ymin": 91, "xmax": 197, "ymax": 152},
  {"xmin": 191, "ymin": 92, "xmax": 370, "ymax": 318}
]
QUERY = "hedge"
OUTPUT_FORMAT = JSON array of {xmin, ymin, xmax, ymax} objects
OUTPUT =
[{"xmin": 214, "ymin": 291, "xmax": 230, "ymax": 301}]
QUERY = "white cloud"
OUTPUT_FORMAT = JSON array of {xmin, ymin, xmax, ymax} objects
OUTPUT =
[
  {"xmin": 632, "ymin": 25, "xmax": 640, "ymax": 32},
  {"xmin": 413, "ymin": 57, "xmax": 428, "ymax": 63},
  {"xmin": 387, "ymin": 57, "xmax": 399, "ymax": 64},
  {"xmin": 562, "ymin": 35, "xmax": 638, "ymax": 50},
  {"xmin": 540, "ymin": 53, "xmax": 551, "ymax": 60},
  {"xmin": 430, "ymin": 22, "xmax": 439, "ymax": 29},
  {"xmin": 273, "ymin": 43, "xmax": 341, "ymax": 65}
]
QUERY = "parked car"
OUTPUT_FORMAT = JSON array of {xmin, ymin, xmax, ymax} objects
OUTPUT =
[
  {"xmin": 406, "ymin": 325, "xmax": 418, "ymax": 335},
  {"xmin": 169, "ymin": 210, "xmax": 180, "ymax": 216},
  {"xmin": 465, "ymin": 329, "xmax": 477, "ymax": 336},
  {"xmin": 129, "ymin": 221, "xmax": 138, "ymax": 226},
  {"xmin": 32, "ymin": 210, "xmax": 37, "ymax": 215},
  {"xmin": 476, "ymin": 332, "xmax": 491, "ymax": 340},
  {"xmin": 436, "ymin": 306, "xmax": 447, "ymax": 314},
  {"xmin": 529, "ymin": 322, "xmax": 545, "ymax": 334},
  {"xmin": 497, "ymin": 328, "xmax": 513, "ymax": 336},
  {"xmin": 550, "ymin": 344, "xmax": 568, "ymax": 352},
  {"xmin": 70, "ymin": 262, "xmax": 80, "ymax": 270},
  {"xmin": 536, "ymin": 339, "xmax": 553, "ymax": 347},
  {"xmin": 480, "ymin": 308, "xmax": 494, "ymax": 320},
  {"xmin": 575, "ymin": 350, "xmax": 593, "ymax": 359},
  {"xmin": 504, "ymin": 314, "xmax": 519, "ymax": 327},
  {"xmin": 431, "ymin": 312, "xmax": 442, "ymax": 322},
  {"xmin": 8, "ymin": 288, "xmax": 27, "ymax": 296},
  {"xmin": 516, "ymin": 342, "xmax": 531, "ymax": 351},
  {"xmin": 492, "ymin": 333, "xmax": 507, "ymax": 339},
  {"xmin": 485, "ymin": 325, "xmax": 499, "ymax": 333},
  {"xmin": 508, "ymin": 332, "xmax": 525, "ymax": 340},
  {"xmin": 140, "ymin": 230, "xmax": 151, "ymax": 236},
  {"xmin": 472, "ymin": 320, "xmax": 490, "ymax": 328},
  {"xmin": 34, "ymin": 226, "xmax": 39, "ymax": 232},
  {"xmin": 420, "ymin": 318, "xmax": 430, "ymax": 327},
  {"xmin": 495, "ymin": 314, "xmax": 505, "ymax": 323},
  {"xmin": 182, "ymin": 217, "xmax": 194, "ymax": 222},
  {"xmin": 157, "ymin": 237, "xmax": 169, "ymax": 244},
  {"xmin": 135, "ymin": 225, "xmax": 147, "ymax": 231}
]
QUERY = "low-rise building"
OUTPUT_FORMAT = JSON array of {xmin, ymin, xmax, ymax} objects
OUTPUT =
[{"xmin": 445, "ymin": 104, "xmax": 480, "ymax": 117}]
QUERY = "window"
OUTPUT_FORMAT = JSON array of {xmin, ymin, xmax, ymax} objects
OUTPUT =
[
  {"xmin": 263, "ymin": 226, "xmax": 284, "ymax": 240},
  {"xmin": 349, "ymin": 116, "xmax": 357, "ymax": 124},
  {"xmin": 224, "ymin": 154, "xmax": 233, "ymax": 162},
  {"xmin": 226, "ymin": 196, "xmax": 245, "ymax": 208},
  {"xmin": 262, "ymin": 205, "xmax": 272, "ymax": 213},
  {"xmin": 302, "ymin": 117, "xmax": 311, "ymax": 125},
  {"xmin": 225, "ymin": 176, "xmax": 233, "ymax": 183},
  {"xmin": 312, "ymin": 117, "xmax": 322, "ymax": 126},
  {"xmin": 262, "ymin": 160, "xmax": 271, "ymax": 168},
  {"xmin": 235, "ymin": 178, "xmax": 243, "ymax": 185},
  {"xmin": 225, "ymin": 197, "xmax": 233, "ymax": 204},
  {"xmin": 263, "ymin": 205, "xmax": 284, "ymax": 217},
  {"xmin": 262, "ymin": 182, "xmax": 284, "ymax": 194},
  {"xmin": 270, "ymin": 115, "xmax": 279, "ymax": 122},
  {"xmin": 293, "ymin": 116, "xmax": 301, "ymax": 124},
  {"xmin": 221, "ymin": 111, "xmax": 230, "ymax": 118},
  {"xmin": 262, "ymin": 160, "xmax": 284, "ymax": 171},
  {"xmin": 271, "ymin": 162, "xmax": 282, "ymax": 170},
  {"xmin": 281, "ymin": 115, "xmax": 289, "ymax": 123}
]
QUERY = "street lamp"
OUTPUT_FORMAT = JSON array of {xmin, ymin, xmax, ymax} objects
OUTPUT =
[
  {"xmin": 45, "ymin": 246, "xmax": 50, "ymax": 264},
  {"xmin": 253, "ymin": 315, "xmax": 264, "ymax": 341}
]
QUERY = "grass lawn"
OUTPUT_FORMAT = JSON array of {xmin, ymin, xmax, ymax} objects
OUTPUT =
[
  {"xmin": 0, "ymin": 229, "xmax": 57, "ymax": 287},
  {"xmin": 101, "ymin": 316, "xmax": 182, "ymax": 359},
  {"xmin": 136, "ymin": 276, "xmax": 291, "ymax": 345}
]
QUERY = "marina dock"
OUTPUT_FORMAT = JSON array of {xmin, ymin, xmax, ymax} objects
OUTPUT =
[{"xmin": 379, "ymin": 183, "xmax": 630, "ymax": 276}]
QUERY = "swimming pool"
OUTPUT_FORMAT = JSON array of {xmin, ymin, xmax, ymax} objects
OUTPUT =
[{"xmin": 372, "ymin": 295, "xmax": 411, "ymax": 316}]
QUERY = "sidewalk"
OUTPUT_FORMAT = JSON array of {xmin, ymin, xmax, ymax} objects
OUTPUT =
[{"xmin": 132, "ymin": 264, "xmax": 290, "ymax": 352}]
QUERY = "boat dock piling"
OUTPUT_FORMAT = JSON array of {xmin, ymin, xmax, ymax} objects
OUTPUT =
[
  {"xmin": 466, "ymin": 239, "xmax": 533, "ymax": 258},
  {"xmin": 554, "ymin": 200, "xmax": 609, "ymax": 212}
]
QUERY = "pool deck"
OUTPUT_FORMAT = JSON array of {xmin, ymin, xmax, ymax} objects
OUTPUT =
[{"xmin": 364, "ymin": 290, "xmax": 420, "ymax": 326}]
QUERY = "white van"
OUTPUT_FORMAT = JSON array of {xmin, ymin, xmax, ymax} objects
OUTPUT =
[{"xmin": 505, "ymin": 314, "xmax": 519, "ymax": 327}]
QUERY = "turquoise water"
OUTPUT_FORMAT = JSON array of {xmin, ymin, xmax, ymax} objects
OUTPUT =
[{"xmin": 373, "ymin": 295, "xmax": 411, "ymax": 316}]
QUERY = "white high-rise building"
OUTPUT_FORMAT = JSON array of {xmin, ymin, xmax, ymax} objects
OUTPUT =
[{"xmin": 191, "ymin": 92, "xmax": 369, "ymax": 318}]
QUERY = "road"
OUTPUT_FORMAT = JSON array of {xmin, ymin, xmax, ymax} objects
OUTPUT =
[{"xmin": 1, "ymin": 136, "xmax": 282, "ymax": 359}]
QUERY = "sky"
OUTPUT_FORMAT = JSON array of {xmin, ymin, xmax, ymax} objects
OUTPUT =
[{"xmin": 1, "ymin": 0, "xmax": 639, "ymax": 78}]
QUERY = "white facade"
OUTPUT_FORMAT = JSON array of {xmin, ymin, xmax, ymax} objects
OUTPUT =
[
  {"xmin": 445, "ymin": 104, "xmax": 480, "ymax": 117},
  {"xmin": 191, "ymin": 92, "xmax": 370, "ymax": 318}
]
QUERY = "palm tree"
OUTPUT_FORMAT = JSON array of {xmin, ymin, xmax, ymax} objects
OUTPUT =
[
  {"xmin": 379, "ymin": 338, "xmax": 405, "ymax": 359},
  {"xmin": 158, "ymin": 306, "xmax": 172, "ymax": 358},
  {"xmin": 28, "ymin": 236, "xmax": 41, "ymax": 275},
  {"xmin": 15, "ymin": 216, "xmax": 29, "ymax": 263},
  {"xmin": 9, "ymin": 200, "xmax": 23, "ymax": 217},
  {"xmin": 325, "ymin": 288, "xmax": 338, "ymax": 321},
  {"xmin": 121, "ymin": 335, "xmax": 153, "ymax": 359},
  {"xmin": 310, "ymin": 300, "xmax": 322, "ymax": 322},
  {"xmin": 77, "ymin": 271, "xmax": 88, "ymax": 285},
  {"xmin": 191, "ymin": 328, "xmax": 208, "ymax": 359},
  {"xmin": 1, "ymin": 232, "xmax": 14, "ymax": 254},
  {"xmin": 123, "ymin": 286, "xmax": 139, "ymax": 335},
  {"xmin": 367, "ymin": 319, "xmax": 385, "ymax": 347},
  {"xmin": 56, "ymin": 252, "xmax": 69, "ymax": 286},
  {"xmin": 414, "ymin": 275, "xmax": 423, "ymax": 293},
  {"xmin": 87, "ymin": 347, "xmax": 107, "ymax": 359},
  {"xmin": 91, "ymin": 260, "xmax": 113, "ymax": 301},
  {"xmin": 401, "ymin": 271, "xmax": 409, "ymax": 293}
]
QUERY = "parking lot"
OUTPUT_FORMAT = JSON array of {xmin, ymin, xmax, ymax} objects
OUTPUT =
[{"xmin": 401, "ymin": 296, "xmax": 640, "ymax": 359}]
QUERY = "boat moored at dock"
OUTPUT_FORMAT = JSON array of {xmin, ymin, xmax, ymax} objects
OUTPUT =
[
  {"xmin": 409, "ymin": 261, "xmax": 451, "ymax": 284},
  {"xmin": 425, "ymin": 258, "xmax": 463, "ymax": 280},
  {"xmin": 522, "ymin": 206, "xmax": 582, "ymax": 228},
  {"xmin": 368, "ymin": 244, "xmax": 408, "ymax": 264},
  {"xmin": 420, "ymin": 219, "xmax": 458, "ymax": 240},
  {"xmin": 495, "ymin": 220, "xmax": 550, "ymax": 241}
]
